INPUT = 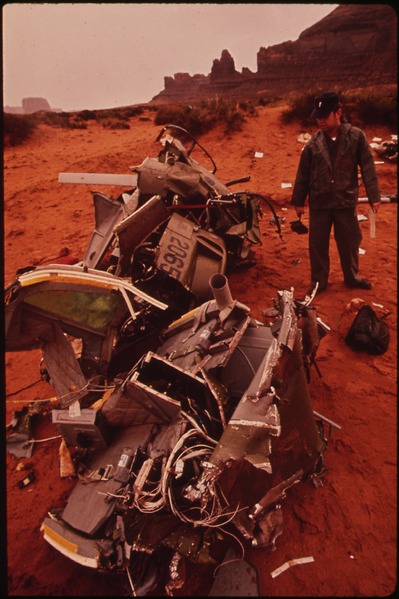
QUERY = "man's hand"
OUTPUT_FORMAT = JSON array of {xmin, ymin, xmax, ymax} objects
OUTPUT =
[{"xmin": 295, "ymin": 206, "xmax": 305, "ymax": 218}]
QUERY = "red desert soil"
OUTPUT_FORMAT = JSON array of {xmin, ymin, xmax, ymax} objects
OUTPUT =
[{"xmin": 4, "ymin": 105, "xmax": 397, "ymax": 596}]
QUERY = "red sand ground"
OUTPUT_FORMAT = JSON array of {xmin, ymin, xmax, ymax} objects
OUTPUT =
[{"xmin": 4, "ymin": 105, "xmax": 397, "ymax": 596}]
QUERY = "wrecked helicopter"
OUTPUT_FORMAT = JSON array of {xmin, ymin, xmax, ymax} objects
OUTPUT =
[{"xmin": 5, "ymin": 125, "xmax": 333, "ymax": 596}]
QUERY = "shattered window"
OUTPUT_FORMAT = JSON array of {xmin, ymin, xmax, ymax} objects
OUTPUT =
[{"xmin": 24, "ymin": 290, "xmax": 124, "ymax": 333}]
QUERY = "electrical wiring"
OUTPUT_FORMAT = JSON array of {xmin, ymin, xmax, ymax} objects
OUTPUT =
[
  {"xmin": 162, "ymin": 429, "xmax": 216, "ymax": 520},
  {"xmin": 180, "ymin": 409, "xmax": 216, "ymax": 444},
  {"xmin": 160, "ymin": 431, "xmax": 247, "ymax": 528},
  {"xmin": 24, "ymin": 434, "xmax": 62, "ymax": 444},
  {"xmin": 132, "ymin": 458, "xmax": 167, "ymax": 513}
]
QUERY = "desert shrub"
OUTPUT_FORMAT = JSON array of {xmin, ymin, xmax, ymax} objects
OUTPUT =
[
  {"xmin": 257, "ymin": 96, "xmax": 269, "ymax": 107},
  {"xmin": 95, "ymin": 108, "xmax": 130, "ymax": 122},
  {"xmin": 208, "ymin": 98, "xmax": 247, "ymax": 134},
  {"xmin": 38, "ymin": 111, "xmax": 90, "ymax": 129},
  {"xmin": 78, "ymin": 109, "xmax": 96, "ymax": 121},
  {"xmin": 238, "ymin": 99, "xmax": 258, "ymax": 116},
  {"xmin": 3, "ymin": 113, "xmax": 37, "ymax": 145},
  {"xmin": 154, "ymin": 104, "xmax": 216, "ymax": 136},
  {"xmin": 69, "ymin": 116, "xmax": 88, "ymax": 129},
  {"xmin": 37, "ymin": 111, "xmax": 72, "ymax": 128},
  {"xmin": 100, "ymin": 118, "xmax": 130, "ymax": 130},
  {"xmin": 345, "ymin": 91, "xmax": 397, "ymax": 129},
  {"xmin": 223, "ymin": 109, "xmax": 246, "ymax": 134},
  {"xmin": 120, "ymin": 106, "xmax": 144, "ymax": 118},
  {"xmin": 154, "ymin": 98, "xmax": 248, "ymax": 137}
]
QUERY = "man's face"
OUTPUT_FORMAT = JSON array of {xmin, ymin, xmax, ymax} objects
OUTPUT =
[{"xmin": 316, "ymin": 109, "xmax": 342, "ymax": 134}]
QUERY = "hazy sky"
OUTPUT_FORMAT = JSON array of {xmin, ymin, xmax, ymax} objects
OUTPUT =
[{"xmin": 3, "ymin": 3, "xmax": 339, "ymax": 111}]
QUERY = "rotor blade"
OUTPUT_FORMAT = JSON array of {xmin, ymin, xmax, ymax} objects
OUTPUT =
[{"xmin": 58, "ymin": 172, "xmax": 138, "ymax": 186}]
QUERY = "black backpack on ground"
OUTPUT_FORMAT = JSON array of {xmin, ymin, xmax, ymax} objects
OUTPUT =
[{"xmin": 345, "ymin": 304, "xmax": 390, "ymax": 355}]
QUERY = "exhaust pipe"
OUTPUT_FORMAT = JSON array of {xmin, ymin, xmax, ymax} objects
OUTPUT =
[{"xmin": 209, "ymin": 273, "xmax": 233, "ymax": 311}]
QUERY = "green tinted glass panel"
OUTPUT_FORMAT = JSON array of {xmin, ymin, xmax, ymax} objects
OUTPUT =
[{"xmin": 24, "ymin": 289, "xmax": 124, "ymax": 333}]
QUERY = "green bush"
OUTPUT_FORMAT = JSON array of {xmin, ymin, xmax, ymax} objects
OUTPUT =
[
  {"xmin": 224, "ymin": 109, "xmax": 246, "ymax": 134},
  {"xmin": 154, "ymin": 98, "xmax": 249, "ymax": 137},
  {"xmin": 120, "ymin": 105, "xmax": 144, "ymax": 118},
  {"xmin": 154, "ymin": 104, "xmax": 215, "ymax": 136},
  {"xmin": 38, "ymin": 111, "xmax": 72, "ymax": 128},
  {"xmin": 69, "ymin": 116, "xmax": 88, "ymax": 129},
  {"xmin": 100, "ymin": 118, "xmax": 130, "ymax": 130},
  {"xmin": 95, "ymin": 108, "xmax": 130, "ymax": 121},
  {"xmin": 345, "ymin": 91, "xmax": 397, "ymax": 129},
  {"xmin": 3, "ymin": 113, "xmax": 37, "ymax": 145},
  {"xmin": 78, "ymin": 109, "xmax": 97, "ymax": 121}
]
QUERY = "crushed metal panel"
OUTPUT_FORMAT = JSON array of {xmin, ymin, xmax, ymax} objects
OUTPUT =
[
  {"xmin": 41, "ymin": 517, "xmax": 100, "ymax": 568},
  {"xmin": 270, "ymin": 334, "xmax": 326, "ymax": 480},
  {"xmin": 155, "ymin": 212, "xmax": 227, "ymax": 299},
  {"xmin": 41, "ymin": 323, "xmax": 88, "ymax": 406},
  {"xmin": 208, "ymin": 337, "xmax": 282, "ymax": 468},
  {"xmin": 102, "ymin": 372, "xmax": 181, "ymax": 427},
  {"xmin": 103, "ymin": 351, "xmax": 215, "ymax": 429},
  {"xmin": 276, "ymin": 288, "xmax": 298, "ymax": 351},
  {"xmin": 114, "ymin": 194, "xmax": 170, "ymax": 276},
  {"xmin": 137, "ymin": 157, "xmax": 214, "ymax": 200},
  {"xmin": 156, "ymin": 304, "xmax": 251, "ymax": 374},
  {"xmin": 82, "ymin": 192, "xmax": 125, "ymax": 269},
  {"xmin": 130, "ymin": 352, "xmax": 219, "ymax": 435},
  {"xmin": 249, "ymin": 469, "xmax": 303, "ymax": 522},
  {"xmin": 219, "ymin": 325, "xmax": 275, "ymax": 399},
  {"xmin": 122, "ymin": 375, "xmax": 181, "ymax": 425},
  {"xmin": 60, "ymin": 423, "xmax": 154, "ymax": 535}
]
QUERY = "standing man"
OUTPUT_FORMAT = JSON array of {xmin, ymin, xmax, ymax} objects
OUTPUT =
[{"xmin": 291, "ymin": 91, "xmax": 380, "ymax": 295}]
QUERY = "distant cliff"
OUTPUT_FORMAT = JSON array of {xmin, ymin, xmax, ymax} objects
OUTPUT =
[
  {"xmin": 151, "ymin": 4, "xmax": 397, "ymax": 104},
  {"xmin": 5, "ymin": 97, "xmax": 60, "ymax": 115}
]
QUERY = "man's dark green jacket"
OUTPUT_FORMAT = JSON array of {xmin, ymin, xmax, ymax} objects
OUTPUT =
[{"xmin": 291, "ymin": 123, "xmax": 380, "ymax": 210}]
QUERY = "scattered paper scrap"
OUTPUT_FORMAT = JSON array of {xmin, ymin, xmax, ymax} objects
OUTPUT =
[
  {"xmin": 372, "ymin": 137, "xmax": 382, "ymax": 142},
  {"xmin": 271, "ymin": 556, "xmax": 314, "ymax": 579},
  {"xmin": 69, "ymin": 400, "xmax": 81, "ymax": 418},
  {"xmin": 254, "ymin": 151, "xmax": 264, "ymax": 158},
  {"xmin": 359, "ymin": 247, "xmax": 366, "ymax": 255},
  {"xmin": 374, "ymin": 161, "xmax": 384, "ymax": 165},
  {"xmin": 281, "ymin": 182, "xmax": 292, "ymax": 189},
  {"xmin": 357, "ymin": 214, "xmax": 368, "ymax": 222}
]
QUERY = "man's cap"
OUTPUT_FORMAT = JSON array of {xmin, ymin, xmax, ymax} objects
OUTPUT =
[{"xmin": 310, "ymin": 91, "xmax": 340, "ymax": 119}]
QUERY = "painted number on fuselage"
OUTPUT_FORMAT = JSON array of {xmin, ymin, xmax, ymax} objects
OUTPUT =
[{"xmin": 159, "ymin": 235, "xmax": 190, "ymax": 280}]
